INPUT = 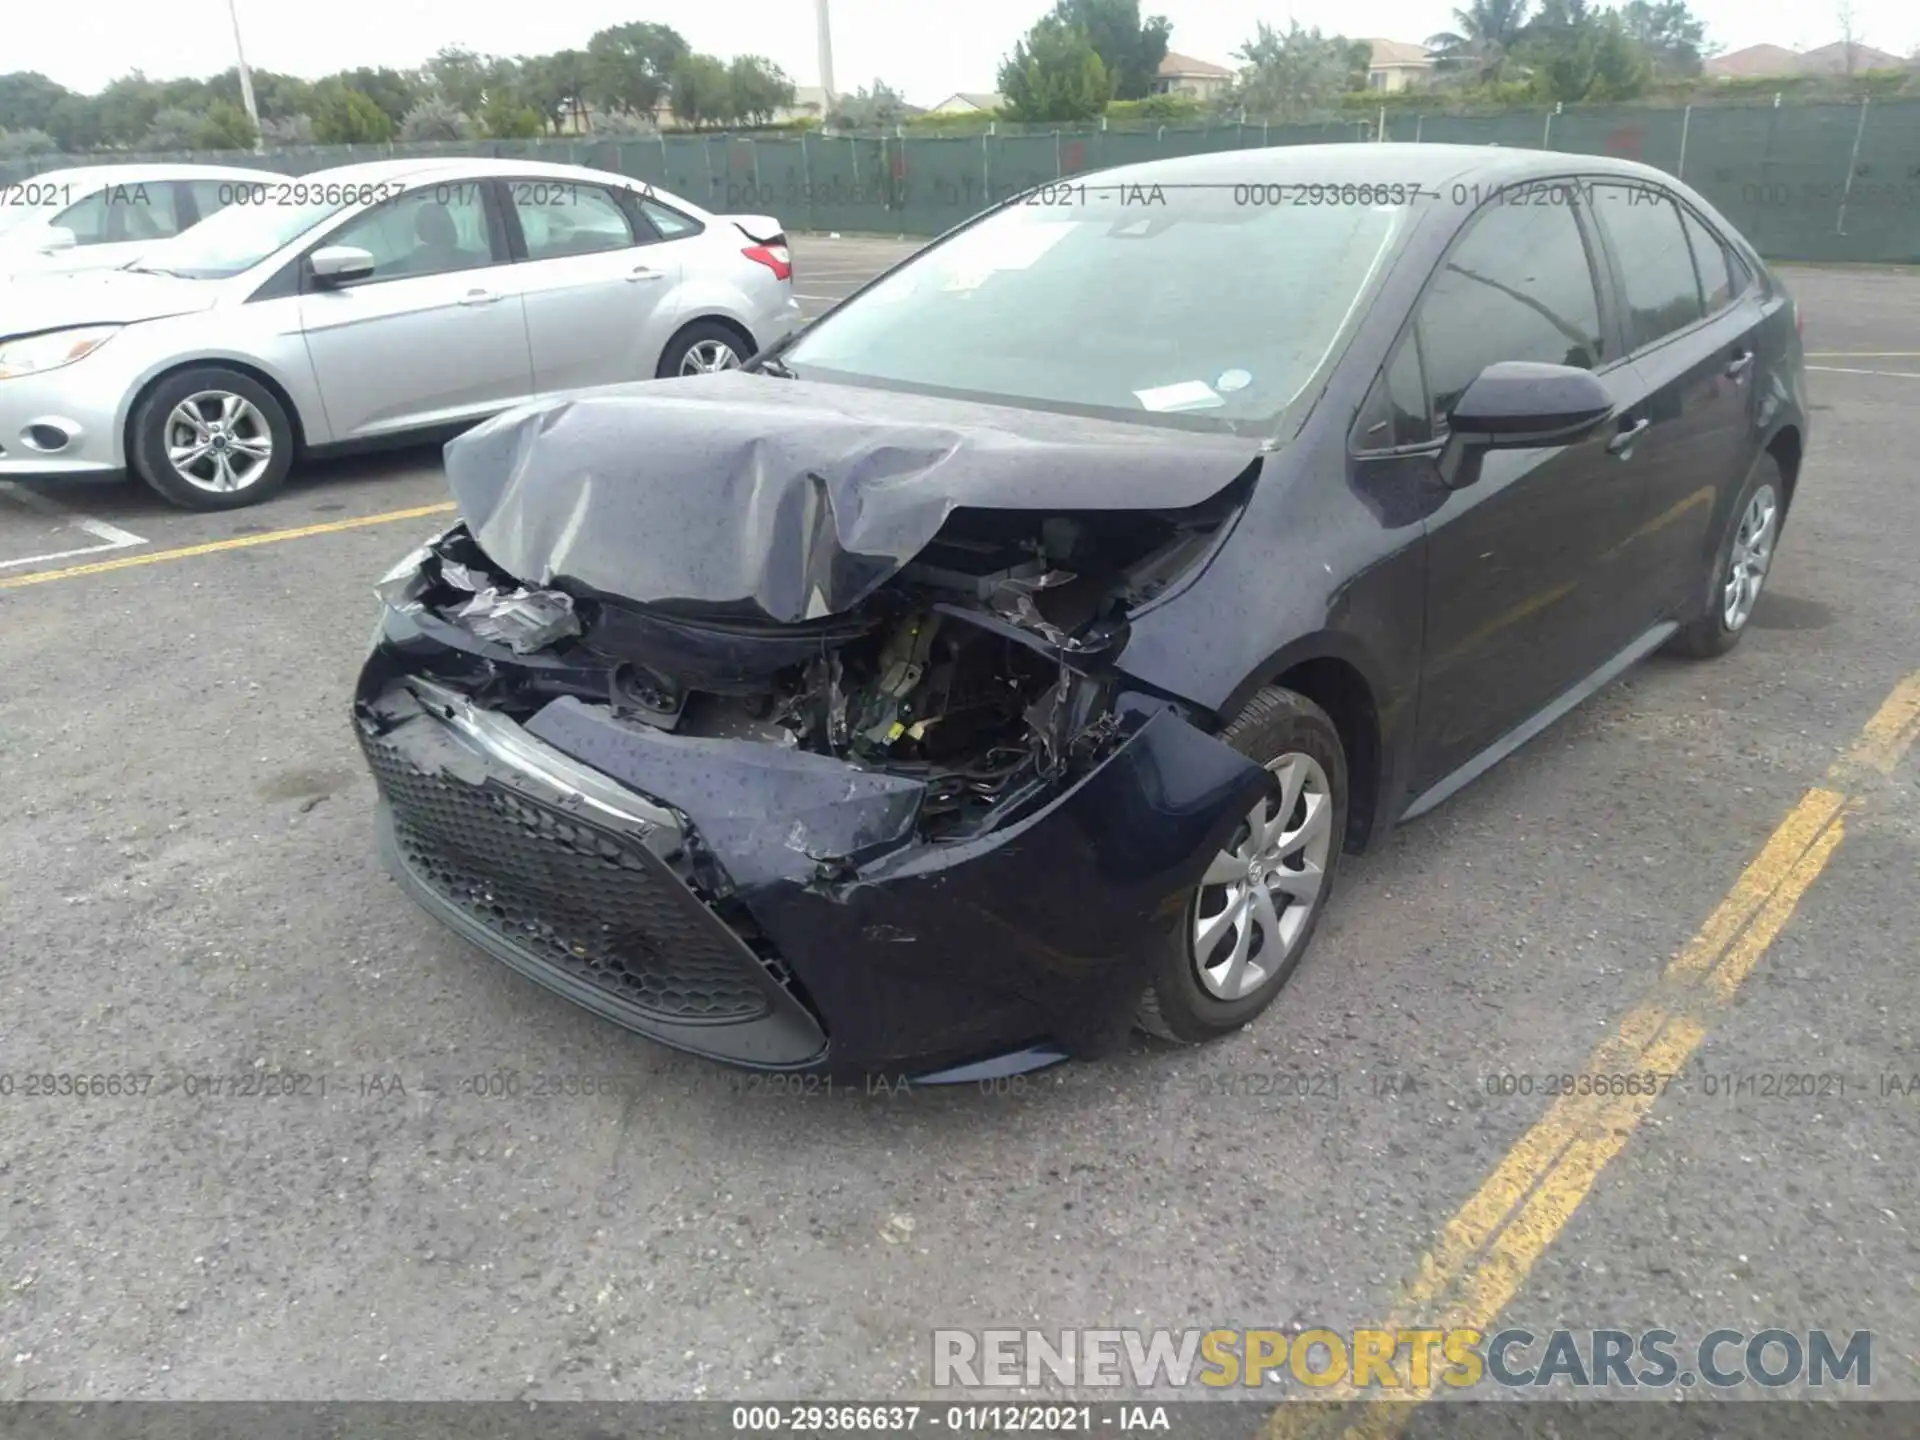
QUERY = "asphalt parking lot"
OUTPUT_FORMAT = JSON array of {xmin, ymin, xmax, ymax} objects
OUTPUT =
[{"xmin": 2, "ymin": 237, "xmax": 1917, "ymax": 1408}]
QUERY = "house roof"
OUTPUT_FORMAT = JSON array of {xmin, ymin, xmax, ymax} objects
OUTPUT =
[
  {"xmin": 1157, "ymin": 51, "xmax": 1236, "ymax": 79},
  {"xmin": 1796, "ymin": 40, "xmax": 1909, "ymax": 72},
  {"xmin": 1704, "ymin": 43, "xmax": 1808, "ymax": 76},
  {"xmin": 925, "ymin": 92, "xmax": 1006, "ymax": 112},
  {"xmin": 1705, "ymin": 40, "xmax": 1911, "ymax": 77},
  {"xmin": 1364, "ymin": 39, "xmax": 1435, "ymax": 67}
]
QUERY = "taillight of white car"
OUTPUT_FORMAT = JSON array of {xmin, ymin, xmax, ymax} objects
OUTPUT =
[{"xmin": 743, "ymin": 243, "xmax": 792, "ymax": 283}]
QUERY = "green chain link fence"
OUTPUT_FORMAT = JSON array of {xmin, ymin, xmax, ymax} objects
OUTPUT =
[{"xmin": 7, "ymin": 99, "xmax": 1919, "ymax": 262}]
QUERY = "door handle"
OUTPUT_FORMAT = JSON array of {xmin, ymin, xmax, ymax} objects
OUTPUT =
[
  {"xmin": 1725, "ymin": 350, "xmax": 1755, "ymax": 378},
  {"xmin": 459, "ymin": 289, "xmax": 499, "ymax": 306},
  {"xmin": 1607, "ymin": 417, "xmax": 1650, "ymax": 456},
  {"xmin": 627, "ymin": 267, "xmax": 665, "ymax": 282}
]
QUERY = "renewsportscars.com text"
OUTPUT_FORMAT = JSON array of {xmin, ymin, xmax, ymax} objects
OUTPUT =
[{"xmin": 932, "ymin": 1327, "xmax": 1872, "ymax": 1391}]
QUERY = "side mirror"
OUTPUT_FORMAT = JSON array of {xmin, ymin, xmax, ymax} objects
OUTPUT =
[
  {"xmin": 1439, "ymin": 361, "xmax": 1615, "ymax": 487},
  {"xmin": 39, "ymin": 227, "xmax": 77, "ymax": 254},
  {"xmin": 1449, "ymin": 361, "xmax": 1613, "ymax": 444},
  {"xmin": 308, "ymin": 245, "xmax": 377, "ymax": 286}
]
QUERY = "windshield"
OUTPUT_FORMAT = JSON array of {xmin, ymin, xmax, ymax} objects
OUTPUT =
[
  {"xmin": 780, "ymin": 180, "xmax": 1410, "ymax": 433},
  {"xmin": 132, "ymin": 190, "xmax": 349, "ymax": 278}
]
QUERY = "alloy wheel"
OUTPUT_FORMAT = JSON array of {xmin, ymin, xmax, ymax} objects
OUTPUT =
[
  {"xmin": 1722, "ymin": 481, "xmax": 1778, "ymax": 632},
  {"xmin": 165, "ymin": 391, "xmax": 273, "ymax": 494},
  {"xmin": 680, "ymin": 339, "xmax": 741, "ymax": 375},
  {"xmin": 1189, "ymin": 752, "xmax": 1335, "ymax": 1001}
]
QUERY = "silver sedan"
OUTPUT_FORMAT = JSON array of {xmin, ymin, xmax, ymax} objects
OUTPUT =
[{"xmin": 0, "ymin": 157, "xmax": 801, "ymax": 509}]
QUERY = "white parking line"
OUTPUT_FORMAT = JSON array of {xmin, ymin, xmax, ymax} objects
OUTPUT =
[
  {"xmin": 0, "ymin": 481, "xmax": 148, "ymax": 571},
  {"xmin": 1807, "ymin": 365, "xmax": 1920, "ymax": 378}
]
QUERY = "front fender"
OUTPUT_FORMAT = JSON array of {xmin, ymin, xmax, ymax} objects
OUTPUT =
[{"xmin": 110, "ymin": 334, "xmax": 327, "ymax": 452}]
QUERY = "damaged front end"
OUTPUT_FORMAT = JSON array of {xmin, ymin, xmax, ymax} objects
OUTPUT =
[{"xmin": 353, "ymin": 382, "xmax": 1275, "ymax": 1077}]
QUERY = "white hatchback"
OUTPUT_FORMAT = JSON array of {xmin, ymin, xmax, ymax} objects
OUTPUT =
[{"xmin": 0, "ymin": 163, "xmax": 285, "ymax": 281}]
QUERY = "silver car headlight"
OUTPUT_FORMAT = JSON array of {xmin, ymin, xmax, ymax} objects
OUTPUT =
[{"xmin": 0, "ymin": 326, "xmax": 121, "ymax": 380}]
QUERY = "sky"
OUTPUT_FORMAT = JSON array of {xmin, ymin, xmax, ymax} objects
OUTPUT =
[{"xmin": 20, "ymin": 0, "xmax": 1920, "ymax": 108}]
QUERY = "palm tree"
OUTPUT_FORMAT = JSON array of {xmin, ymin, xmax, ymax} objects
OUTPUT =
[{"xmin": 1427, "ymin": 0, "xmax": 1534, "ymax": 83}]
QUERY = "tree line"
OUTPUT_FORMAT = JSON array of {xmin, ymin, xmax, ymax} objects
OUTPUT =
[
  {"xmin": 4, "ymin": 0, "xmax": 1913, "ymax": 160},
  {"xmin": 994, "ymin": 0, "xmax": 1723, "ymax": 123},
  {"xmin": 0, "ymin": 22, "xmax": 810, "ymax": 157}
]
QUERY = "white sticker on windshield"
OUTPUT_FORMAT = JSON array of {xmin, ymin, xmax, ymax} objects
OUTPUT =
[
  {"xmin": 1216, "ymin": 369, "xmax": 1252, "ymax": 393},
  {"xmin": 1135, "ymin": 380, "xmax": 1224, "ymax": 412}
]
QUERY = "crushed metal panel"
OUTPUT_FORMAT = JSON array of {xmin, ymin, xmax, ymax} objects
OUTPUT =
[{"xmin": 442, "ymin": 372, "xmax": 1261, "ymax": 624}]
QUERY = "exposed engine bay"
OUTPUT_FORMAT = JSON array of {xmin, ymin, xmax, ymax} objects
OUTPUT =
[{"xmin": 390, "ymin": 479, "xmax": 1249, "ymax": 844}]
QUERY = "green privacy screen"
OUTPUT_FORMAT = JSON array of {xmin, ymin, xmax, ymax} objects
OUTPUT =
[{"xmin": 8, "ymin": 100, "xmax": 1918, "ymax": 262}]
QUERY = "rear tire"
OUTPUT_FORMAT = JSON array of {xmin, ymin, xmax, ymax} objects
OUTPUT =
[
  {"xmin": 1668, "ymin": 454, "xmax": 1786, "ymax": 659},
  {"xmin": 657, "ymin": 321, "xmax": 750, "ymax": 378},
  {"xmin": 130, "ymin": 366, "xmax": 293, "ymax": 512},
  {"xmin": 1136, "ymin": 687, "xmax": 1348, "ymax": 1044}
]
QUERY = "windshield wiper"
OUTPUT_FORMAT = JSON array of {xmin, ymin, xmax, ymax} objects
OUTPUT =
[
  {"xmin": 755, "ymin": 356, "xmax": 797, "ymax": 378},
  {"xmin": 125, "ymin": 263, "xmax": 183, "ymax": 277}
]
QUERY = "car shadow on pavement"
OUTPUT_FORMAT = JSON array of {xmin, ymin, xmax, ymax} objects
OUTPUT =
[{"xmin": 11, "ymin": 443, "xmax": 449, "ymax": 526}]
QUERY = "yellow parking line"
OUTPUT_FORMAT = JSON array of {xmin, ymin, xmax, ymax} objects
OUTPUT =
[
  {"xmin": 1268, "ymin": 670, "xmax": 1920, "ymax": 1438},
  {"xmin": 0, "ymin": 501, "xmax": 455, "ymax": 590},
  {"xmin": 1840, "ymin": 671, "xmax": 1920, "ymax": 778}
]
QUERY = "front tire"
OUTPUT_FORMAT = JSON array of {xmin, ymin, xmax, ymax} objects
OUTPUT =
[
  {"xmin": 1668, "ymin": 454, "xmax": 1786, "ymax": 659},
  {"xmin": 130, "ymin": 367, "xmax": 293, "ymax": 511},
  {"xmin": 1137, "ymin": 687, "xmax": 1348, "ymax": 1044}
]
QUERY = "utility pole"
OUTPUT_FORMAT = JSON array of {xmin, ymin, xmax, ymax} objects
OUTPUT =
[
  {"xmin": 816, "ymin": 0, "xmax": 837, "ymax": 112},
  {"xmin": 226, "ymin": 0, "xmax": 263, "ymax": 149}
]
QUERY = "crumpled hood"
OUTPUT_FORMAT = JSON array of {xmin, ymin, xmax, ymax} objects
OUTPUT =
[
  {"xmin": 443, "ymin": 371, "xmax": 1263, "ymax": 624},
  {"xmin": 0, "ymin": 267, "xmax": 221, "ymax": 328}
]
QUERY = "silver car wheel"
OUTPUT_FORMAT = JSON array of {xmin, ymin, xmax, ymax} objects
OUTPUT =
[
  {"xmin": 166, "ymin": 391, "xmax": 273, "ymax": 494},
  {"xmin": 1190, "ymin": 752, "xmax": 1334, "ymax": 1001},
  {"xmin": 679, "ymin": 339, "xmax": 741, "ymax": 375},
  {"xmin": 1722, "ymin": 481, "xmax": 1778, "ymax": 632}
]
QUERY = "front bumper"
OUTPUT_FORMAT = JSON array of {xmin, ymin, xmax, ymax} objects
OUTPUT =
[
  {"xmin": 0, "ymin": 360, "xmax": 124, "ymax": 477},
  {"xmin": 354, "ymin": 599, "xmax": 1268, "ymax": 1080}
]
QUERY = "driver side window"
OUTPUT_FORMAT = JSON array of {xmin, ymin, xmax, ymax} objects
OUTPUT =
[
  {"xmin": 1414, "ymin": 194, "xmax": 1606, "ymax": 428},
  {"xmin": 322, "ymin": 185, "xmax": 495, "ymax": 283}
]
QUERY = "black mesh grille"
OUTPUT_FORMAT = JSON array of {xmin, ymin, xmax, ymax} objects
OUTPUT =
[{"xmin": 361, "ymin": 727, "xmax": 773, "ymax": 1022}]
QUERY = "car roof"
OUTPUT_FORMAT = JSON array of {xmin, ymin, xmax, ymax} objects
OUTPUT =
[
  {"xmin": 18, "ymin": 162, "xmax": 284, "ymax": 187},
  {"xmin": 1081, "ymin": 142, "xmax": 1682, "ymax": 194},
  {"xmin": 292, "ymin": 155, "xmax": 682, "ymax": 190}
]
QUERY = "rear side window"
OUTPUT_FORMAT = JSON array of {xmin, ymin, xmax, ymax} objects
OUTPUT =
[
  {"xmin": 1591, "ymin": 183, "xmax": 1704, "ymax": 348},
  {"xmin": 1678, "ymin": 207, "xmax": 1736, "ymax": 312},
  {"xmin": 1727, "ymin": 247, "xmax": 1754, "ymax": 294},
  {"xmin": 638, "ymin": 197, "xmax": 703, "ymax": 239},
  {"xmin": 1415, "ymin": 198, "xmax": 1605, "ymax": 424},
  {"xmin": 511, "ymin": 182, "xmax": 637, "ymax": 260}
]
